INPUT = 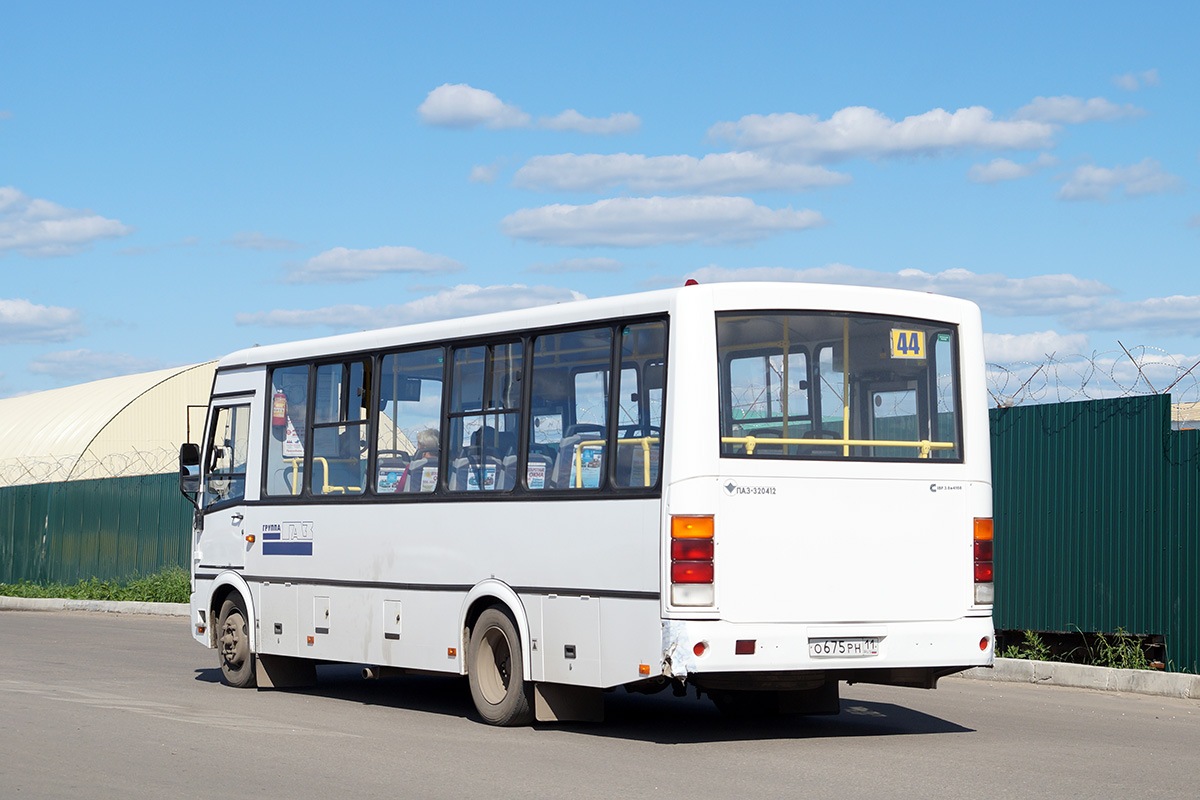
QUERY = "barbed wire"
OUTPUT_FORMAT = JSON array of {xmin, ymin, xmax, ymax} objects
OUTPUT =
[
  {"xmin": 0, "ymin": 447, "xmax": 182, "ymax": 488},
  {"xmin": 988, "ymin": 344, "xmax": 1200, "ymax": 408}
]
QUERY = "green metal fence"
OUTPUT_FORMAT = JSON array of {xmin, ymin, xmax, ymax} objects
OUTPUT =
[
  {"xmin": 991, "ymin": 394, "xmax": 1200, "ymax": 673},
  {"xmin": 0, "ymin": 473, "xmax": 192, "ymax": 585}
]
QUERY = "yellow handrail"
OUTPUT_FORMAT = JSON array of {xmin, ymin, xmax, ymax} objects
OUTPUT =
[
  {"xmin": 285, "ymin": 457, "xmax": 362, "ymax": 495},
  {"xmin": 572, "ymin": 436, "xmax": 661, "ymax": 487},
  {"xmin": 721, "ymin": 435, "xmax": 954, "ymax": 459}
]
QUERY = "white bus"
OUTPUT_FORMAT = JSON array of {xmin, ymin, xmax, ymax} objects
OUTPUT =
[{"xmin": 181, "ymin": 281, "xmax": 994, "ymax": 725}]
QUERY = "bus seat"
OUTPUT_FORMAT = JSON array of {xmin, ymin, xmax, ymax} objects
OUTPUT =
[
  {"xmin": 402, "ymin": 457, "xmax": 438, "ymax": 492},
  {"xmin": 450, "ymin": 454, "xmax": 504, "ymax": 491},
  {"xmin": 509, "ymin": 452, "xmax": 552, "ymax": 490},
  {"xmin": 551, "ymin": 434, "xmax": 605, "ymax": 489}
]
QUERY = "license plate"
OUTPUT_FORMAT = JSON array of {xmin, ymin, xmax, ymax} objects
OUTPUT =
[{"xmin": 809, "ymin": 637, "xmax": 880, "ymax": 658}]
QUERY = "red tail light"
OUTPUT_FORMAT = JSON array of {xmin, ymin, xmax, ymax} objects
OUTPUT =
[
  {"xmin": 671, "ymin": 561, "xmax": 715, "ymax": 583},
  {"xmin": 671, "ymin": 539, "xmax": 714, "ymax": 560},
  {"xmin": 671, "ymin": 515, "xmax": 714, "ymax": 606},
  {"xmin": 974, "ymin": 517, "xmax": 994, "ymax": 604}
]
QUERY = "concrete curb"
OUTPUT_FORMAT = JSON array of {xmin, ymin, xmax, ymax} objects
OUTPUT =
[
  {"xmin": 0, "ymin": 596, "xmax": 188, "ymax": 617},
  {"xmin": 954, "ymin": 657, "xmax": 1200, "ymax": 700}
]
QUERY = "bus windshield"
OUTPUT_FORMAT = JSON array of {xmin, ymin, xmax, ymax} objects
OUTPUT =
[{"xmin": 717, "ymin": 311, "xmax": 961, "ymax": 461}]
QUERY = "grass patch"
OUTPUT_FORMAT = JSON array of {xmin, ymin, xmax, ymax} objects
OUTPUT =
[
  {"xmin": 0, "ymin": 566, "xmax": 190, "ymax": 604},
  {"xmin": 1001, "ymin": 629, "xmax": 1055, "ymax": 661},
  {"xmin": 1000, "ymin": 626, "xmax": 1160, "ymax": 670},
  {"xmin": 1085, "ymin": 627, "xmax": 1153, "ymax": 671}
]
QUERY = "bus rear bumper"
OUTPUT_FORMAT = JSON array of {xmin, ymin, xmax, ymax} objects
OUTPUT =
[{"xmin": 662, "ymin": 615, "xmax": 994, "ymax": 685}]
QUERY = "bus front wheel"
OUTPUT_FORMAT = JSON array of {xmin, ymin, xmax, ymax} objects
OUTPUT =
[
  {"xmin": 467, "ymin": 607, "xmax": 533, "ymax": 726},
  {"xmin": 217, "ymin": 596, "xmax": 256, "ymax": 688}
]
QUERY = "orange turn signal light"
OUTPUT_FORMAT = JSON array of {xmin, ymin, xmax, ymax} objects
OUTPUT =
[
  {"xmin": 973, "ymin": 518, "xmax": 993, "ymax": 541},
  {"xmin": 672, "ymin": 515, "xmax": 714, "ymax": 539},
  {"xmin": 245, "ymin": 534, "xmax": 256, "ymax": 544}
]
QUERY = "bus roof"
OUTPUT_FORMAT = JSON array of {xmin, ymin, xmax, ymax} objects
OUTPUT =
[{"xmin": 218, "ymin": 282, "xmax": 979, "ymax": 369}]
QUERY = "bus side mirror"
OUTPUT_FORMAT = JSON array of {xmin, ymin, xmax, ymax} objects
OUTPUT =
[{"xmin": 180, "ymin": 442, "xmax": 201, "ymax": 504}]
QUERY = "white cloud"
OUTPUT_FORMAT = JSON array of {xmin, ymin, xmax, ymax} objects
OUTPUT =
[
  {"xmin": 418, "ymin": 83, "xmax": 640, "ymax": 137},
  {"xmin": 1013, "ymin": 95, "xmax": 1143, "ymax": 124},
  {"xmin": 538, "ymin": 110, "xmax": 641, "ymax": 135},
  {"xmin": 708, "ymin": 105, "xmax": 1055, "ymax": 162},
  {"xmin": 1064, "ymin": 295, "xmax": 1200, "ymax": 333},
  {"xmin": 968, "ymin": 153, "xmax": 1057, "ymax": 184},
  {"xmin": 0, "ymin": 298, "xmax": 85, "ymax": 344},
  {"xmin": 525, "ymin": 257, "xmax": 623, "ymax": 274},
  {"xmin": 682, "ymin": 264, "xmax": 1114, "ymax": 317},
  {"xmin": 512, "ymin": 152, "xmax": 852, "ymax": 193},
  {"xmin": 501, "ymin": 196, "xmax": 824, "ymax": 247},
  {"xmin": 0, "ymin": 186, "xmax": 133, "ymax": 257},
  {"xmin": 28, "ymin": 349, "xmax": 165, "ymax": 382},
  {"xmin": 284, "ymin": 246, "xmax": 465, "ymax": 283},
  {"xmin": 226, "ymin": 231, "xmax": 303, "ymax": 252},
  {"xmin": 417, "ymin": 83, "xmax": 531, "ymax": 130},
  {"xmin": 469, "ymin": 162, "xmax": 502, "ymax": 184},
  {"xmin": 236, "ymin": 283, "xmax": 586, "ymax": 329},
  {"xmin": 1057, "ymin": 158, "xmax": 1184, "ymax": 201},
  {"xmin": 1113, "ymin": 69, "xmax": 1160, "ymax": 91},
  {"xmin": 983, "ymin": 330, "xmax": 1091, "ymax": 362}
]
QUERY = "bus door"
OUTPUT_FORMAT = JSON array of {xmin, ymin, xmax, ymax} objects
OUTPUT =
[{"xmin": 198, "ymin": 402, "xmax": 252, "ymax": 570}]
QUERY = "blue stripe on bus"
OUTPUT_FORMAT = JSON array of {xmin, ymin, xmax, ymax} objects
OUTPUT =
[
  {"xmin": 262, "ymin": 532, "xmax": 281, "ymax": 540},
  {"xmin": 262, "ymin": 542, "xmax": 313, "ymax": 555}
]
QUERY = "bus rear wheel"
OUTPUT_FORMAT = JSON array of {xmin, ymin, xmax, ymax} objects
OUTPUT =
[
  {"xmin": 217, "ymin": 596, "xmax": 256, "ymax": 688},
  {"xmin": 468, "ymin": 607, "xmax": 533, "ymax": 726}
]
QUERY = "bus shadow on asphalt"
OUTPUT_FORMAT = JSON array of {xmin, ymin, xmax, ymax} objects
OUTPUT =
[
  {"xmin": 192, "ymin": 667, "xmax": 223, "ymax": 683},
  {"xmin": 263, "ymin": 665, "xmax": 973, "ymax": 744}
]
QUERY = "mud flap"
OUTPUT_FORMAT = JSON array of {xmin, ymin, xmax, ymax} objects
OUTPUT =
[
  {"xmin": 533, "ymin": 683, "xmax": 604, "ymax": 722},
  {"xmin": 779, "ymin": 679, "xmax": 841, "ymax": 715},
  {"xmin": 255, "ymin": 654, "xmax": 317, "ymax": 689}
]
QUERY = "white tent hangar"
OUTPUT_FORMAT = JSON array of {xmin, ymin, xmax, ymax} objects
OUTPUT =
[{"xmin": 0, "ymin": 362, "xmax": 217, "ymax": 488}]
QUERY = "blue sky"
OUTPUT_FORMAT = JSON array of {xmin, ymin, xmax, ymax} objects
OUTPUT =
[{"xmin": 2, "ymin": 2, "xmax": 1198, "ymax": 402}]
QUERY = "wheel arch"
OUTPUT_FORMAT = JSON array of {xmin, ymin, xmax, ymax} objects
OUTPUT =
[
  {"xmin": 459, "ymin": 580, "xmax": 532, "ymax": 681},
  {"xmin": 208, "ymin": 572, "xmax": 256, "ymax": 653}
]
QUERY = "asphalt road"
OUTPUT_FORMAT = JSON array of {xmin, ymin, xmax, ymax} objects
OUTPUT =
[{"xmin": 1, "ymin": 611, "xmax": 1196, "ymax": 799}]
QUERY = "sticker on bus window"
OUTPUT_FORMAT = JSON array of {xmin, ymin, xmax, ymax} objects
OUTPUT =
[
  {"xmin": 420, "ymin": 466, "xmax": 438, "ymax": 492},
  {"xmin": 890, "ymin": 329, "xmax": 925, "ymax": 359},
  {"xmin": 571, "ymin": 445, "xmax": 603, "ymax": 489},
  {"xmin": 527, "ymin": 462, "xmax": 546, "ymax": 489},
  {"xmin": 378, "ymin": 468, "xmax": 402, "ymax": 493},
  {"xmin": 282, "ymin": 418, "xmax": 304, "ymax": 457},
  {"xmin": 466, "ymin": 465, "xmax": 496, "ymax": 491}
]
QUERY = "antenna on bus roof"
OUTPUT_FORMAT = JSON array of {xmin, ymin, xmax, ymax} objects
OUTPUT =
[{"xmin": 684, "ymin": 279, "xmax": 699, "ymax": 286}]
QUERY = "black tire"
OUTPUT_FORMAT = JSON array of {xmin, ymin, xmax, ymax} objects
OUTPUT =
[
  {"xmin": 217, "ymin": 596, "xmax": 256, "ymax": 688},
  {"xmin": 467, "ymin": 606, "xmax": 533, "ymax": 726}
]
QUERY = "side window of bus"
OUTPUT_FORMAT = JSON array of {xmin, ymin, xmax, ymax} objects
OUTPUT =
[
  {"xmin": 265, "ymin": 365, "xmax": 310, "ymax": 496},
  {"xmin": 816, "ymin": 344, "xmax": 845, "ymax": 436},
  {"xmin": 204, "ymin": 404, "xmax": 250, "ymax": 509},
  {"xmin": 447, "ymin": 342, "xmax": 523, "ymax": 492},
  {"xmin": 310, "ymin": 359, "xmax": 371, "ymax": 496},
  {"xmin": 375, "ymin": 348, "xmax": 444, "ymax": 494},
  {"xmin": 932, "ymin": 332, "xmax": 959, "ymax": 459},
  {"xmin": 528, "ymin": 327, "xmax": 613, "ymax": 490},
  {"xmin": 615, "ymin": 321, "xmax": 666, "ymax": 488}
]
